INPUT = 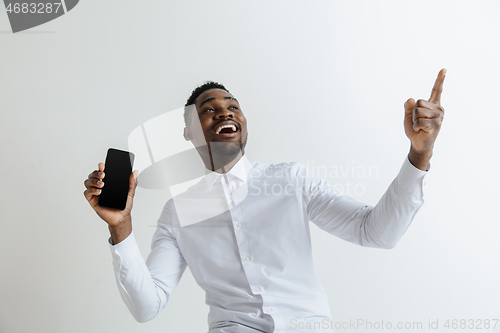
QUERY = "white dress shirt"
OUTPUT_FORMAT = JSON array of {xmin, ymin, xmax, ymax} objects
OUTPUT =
[{"xmin": 109, "ymin": 155, "xmax": 427, "ymax": 332}]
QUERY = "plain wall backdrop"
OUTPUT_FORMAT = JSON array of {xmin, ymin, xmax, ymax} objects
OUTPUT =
[{"xmin": 1, "ymin": 1, "xmax": 499, "ymax": 332}]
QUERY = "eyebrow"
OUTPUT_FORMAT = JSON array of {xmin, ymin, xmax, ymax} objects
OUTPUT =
[{"xmin": 198, "ymin": 96, "xmax": 238, "ymax": 109}]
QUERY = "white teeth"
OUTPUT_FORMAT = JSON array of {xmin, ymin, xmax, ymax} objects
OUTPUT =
[{"xmin": 215, "ymin": 124, "xmax": 237, "ymax": 134}]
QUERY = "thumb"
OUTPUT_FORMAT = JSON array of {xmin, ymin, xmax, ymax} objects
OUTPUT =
[{"xmin": 404, "ymin": 98, "xmax": 415, "ymax": 113}]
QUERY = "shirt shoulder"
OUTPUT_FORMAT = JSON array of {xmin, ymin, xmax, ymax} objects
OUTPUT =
[{"xmin": 156, "ymin": 198, "xmax": 176, "ymax": 227}]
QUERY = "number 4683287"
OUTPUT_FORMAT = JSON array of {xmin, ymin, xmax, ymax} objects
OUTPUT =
[{"xmin": 5, "ymin": 2, "xmax": 62, "ymax": 14}]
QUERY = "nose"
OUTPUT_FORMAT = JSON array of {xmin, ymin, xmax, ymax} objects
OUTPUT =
[{"xmin": 216, "ymin": 109, "xmax": 234, "ymax": 119}]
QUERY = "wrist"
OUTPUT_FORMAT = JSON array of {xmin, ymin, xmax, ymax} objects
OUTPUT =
[
  {"xmin": 108, "ymin": 216, "xmax": 132, "ymax": 245},
  {"xmin": 408, "ymin": 146, "xmax": 432, "ymax": 171}
]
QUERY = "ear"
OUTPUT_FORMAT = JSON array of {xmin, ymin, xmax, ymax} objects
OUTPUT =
[{"xmin": 183, "ymin": 127, "xmax": 192, "ymax": 141}]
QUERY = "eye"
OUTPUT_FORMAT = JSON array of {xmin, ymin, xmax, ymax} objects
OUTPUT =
[
  {"xmin": 203, "ymin": 108, "xmax": 214, "ymax": 112},
  {"xmin": 230, "ymin": 106, "xmax": 239, "ymax": 110}
]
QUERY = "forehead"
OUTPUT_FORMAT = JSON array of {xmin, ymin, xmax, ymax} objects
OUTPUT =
[{"xmin": 195, "ymin": 88, "xmax": 236, "ymax": 106}]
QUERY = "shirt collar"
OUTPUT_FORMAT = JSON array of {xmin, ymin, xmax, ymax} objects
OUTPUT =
[{"xmin": 204, "ymin": 155, "xmax": 252, "ymax": 191}]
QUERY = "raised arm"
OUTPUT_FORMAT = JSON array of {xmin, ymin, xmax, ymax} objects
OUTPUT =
[
  {"xmin": 304, "ymin": 69, "xmax": 446, "ymax": 248},
  {"xmin": 84, "ymin": 165, "xmax": 187, "ymax": 322}
]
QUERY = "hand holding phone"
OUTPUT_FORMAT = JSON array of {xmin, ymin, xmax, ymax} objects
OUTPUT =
[{"xmin": 84, "ymin": 148, "xmax": 137, "ymax": 228}]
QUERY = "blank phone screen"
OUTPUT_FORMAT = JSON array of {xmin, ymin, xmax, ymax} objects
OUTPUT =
[{"xmin": 98, "ymin": 148, "xmax": 135, "ymax": 211}]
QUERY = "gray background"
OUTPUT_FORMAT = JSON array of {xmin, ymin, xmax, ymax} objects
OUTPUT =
[{"xmin": 1, "ymin": 0, "xmax": 499, "ymax": 332}]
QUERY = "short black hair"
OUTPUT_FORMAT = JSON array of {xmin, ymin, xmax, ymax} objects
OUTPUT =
[{"xmin": 184, "ymin": 81, "xmax": 231, "ymax": 126}]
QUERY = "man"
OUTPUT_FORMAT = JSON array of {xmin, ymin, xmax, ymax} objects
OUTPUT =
[{"xmin": 84, "ymin": 69, "xmax": 446, "ymax": 332}]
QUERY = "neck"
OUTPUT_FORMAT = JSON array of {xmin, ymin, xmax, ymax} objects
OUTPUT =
[
  {"xmin": 199, "ymin": 150, "xmax": 243, "ymax": 173},
  {"xmin": 214, "ymin": 151, "xmax": 244, "ymax": 173}
]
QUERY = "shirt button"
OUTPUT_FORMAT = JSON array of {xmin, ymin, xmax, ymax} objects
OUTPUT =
[
  {"xmin": 254, "ymin": 287, "xmax": 261, "ymax": 293},
  {"xmin": 265, "ymin": 307, "xmax": 272, "ymax": 313},
  {"xmin": 229, "ymin": 196, "xmax": 233, "ymax": 200},
  {"xmin": 244, "ymin": 256, "xmax": 250, "ymax": 261},
  {"xmin": 423, "ymin": 180, "xmax": 427, "ymax": 186},
  {"xmin": 236, "ymin": 223, "xmax": 241, "ymax": 228}
]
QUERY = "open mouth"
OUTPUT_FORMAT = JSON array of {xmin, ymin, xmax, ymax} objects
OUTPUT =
[{"xmin": 213, "ymin": 122, "xmax": 239, "ymax": 138}]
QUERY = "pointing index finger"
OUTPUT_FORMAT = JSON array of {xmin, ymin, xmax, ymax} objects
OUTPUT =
[{"xmin": 429, "ymin": 68, "xmax": 447, "ymax": 105}]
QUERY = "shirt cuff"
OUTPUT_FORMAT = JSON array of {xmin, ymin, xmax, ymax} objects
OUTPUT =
[
  {"xmin": 396, "ymin": 156, "xmax": 428, "ymax": 194},
  {"xmin": 108, "ymin": 231, "xmax": 142, "ymax": 265}
]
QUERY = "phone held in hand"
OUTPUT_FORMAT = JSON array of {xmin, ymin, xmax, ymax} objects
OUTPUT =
[{"xmin": 98, "ymin": 148, "xmax": 135, "ymax": 211}]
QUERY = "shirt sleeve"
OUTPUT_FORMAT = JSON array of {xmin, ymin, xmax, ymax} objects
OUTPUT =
[
  {"xmin": 300, "ymin": 156, "xmax": 427, "ymax": 249},
  {"xmin": 108, "ymin": 202, "xmax": 187, "ymax": 322}
]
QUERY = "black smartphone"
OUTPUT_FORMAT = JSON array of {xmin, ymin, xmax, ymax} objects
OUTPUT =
[{"xmin": 98, "ymin": 148, "xmax": 135, "ymax": 211}]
